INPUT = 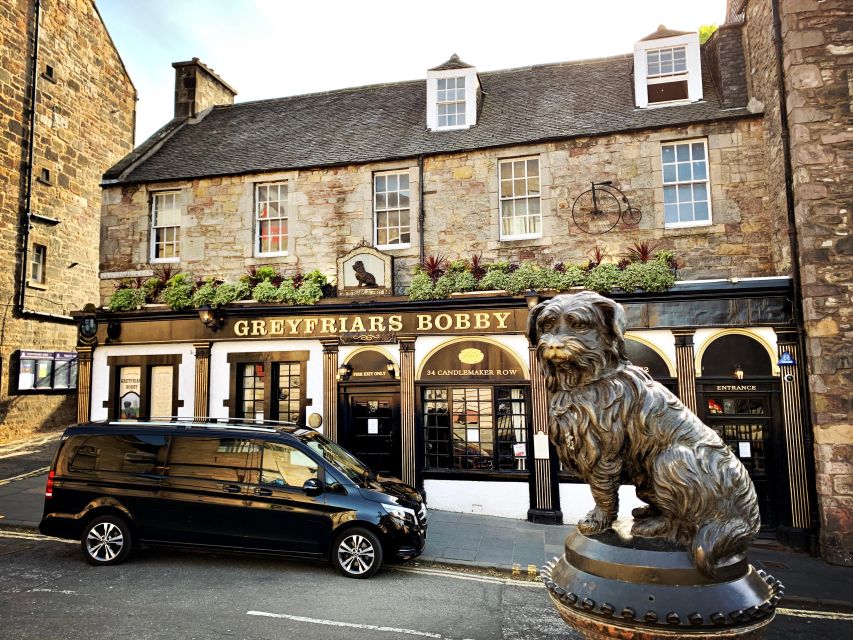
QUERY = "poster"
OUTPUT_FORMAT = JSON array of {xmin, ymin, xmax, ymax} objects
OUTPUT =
[
  {"xmin": 367, "ymin": 418, "xmax": 379, "ymax": 435},
  {"xmin": 18, "ymin": 359, "xmax": 35, "ymax": 390},
  {"xmin": 149, "ymin": 366, "xmax": 173, "ymax": 418},
  {"xmin": 118, "ymin": 366, "xmax": 141, "ymax": 420},
  {"xmin": 738, "ymin": 441, "xmax": 752, "ymax": 458},
  {"xmin": 513, "ymin": 443, "xmax": 527, "ymax": 458}
]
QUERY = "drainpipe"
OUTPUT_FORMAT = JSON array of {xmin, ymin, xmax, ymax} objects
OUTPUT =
[
  {"xmin": 417, "ymin": 155, "xmax": 425, "ymax": 265},
  {"xmin": 15, "ymin": 0, "xmax": 74, "ymax": 324},
  {"xmin": 770, "ymin": 0, "xmax": 819, "ymax": 552}
]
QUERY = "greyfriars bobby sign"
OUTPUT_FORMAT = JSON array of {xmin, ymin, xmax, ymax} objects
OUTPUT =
[{"xmin": 337, "ymin": 246, "xmax": 393, "ymax": 297}]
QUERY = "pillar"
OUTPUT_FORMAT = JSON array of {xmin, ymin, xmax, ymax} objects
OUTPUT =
[
  {"xmin": 75, "ymin": 346, "xmax": 93, "ymax": 423},
  {"xmin": 398, "ymin": 336, "xmax": 416, "ymax": 487},
  {"xmin": 674, "ymin": 330, "xmax": 698, "ymax": 413},
  {"xmin": 192, "ymin": 342, "xmax": 211, "ymax": 419},
  {"xmin": 527, "ymin": 344, "xmax": 563, "ymax": 524},
  {"xmin": 321, "ymin": 339, "xmax": 339, "ymax": 442}
]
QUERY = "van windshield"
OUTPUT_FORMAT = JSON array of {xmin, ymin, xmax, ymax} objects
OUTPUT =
[{"xmin": 299, "ymin": 431, "xmax": 372, "ymax": 484}]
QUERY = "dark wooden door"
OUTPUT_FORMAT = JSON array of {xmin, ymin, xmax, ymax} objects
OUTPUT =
[
  {"xmin": 699, "ymin": 382, "xmax": 782, "ymax": 529},
  {"xmin": 341, "ymin": 390, "xmax": 400, "ymax": 479}
]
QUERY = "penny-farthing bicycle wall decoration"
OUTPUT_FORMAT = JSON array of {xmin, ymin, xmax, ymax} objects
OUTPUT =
[{"xmin": 571, "ymin": 181, "xmax": 642, "ymax": 234}]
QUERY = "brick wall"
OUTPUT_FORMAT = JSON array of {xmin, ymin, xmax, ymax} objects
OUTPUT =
[
  {"xmin": 0, "ymin": 0, "xmax": 135, "ymax": 442},
  {"xmin": 100, "ymin": 116, "xmax": 776, "ymax": 301}
]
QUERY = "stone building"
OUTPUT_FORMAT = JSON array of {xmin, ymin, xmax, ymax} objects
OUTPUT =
[
  {"xmin": 0, "ymin": 0, "xmax": 135, "ymax": 441},
  {"xmin": 81, "ymin": 0, "xmax": 849, "ymax": 564}
]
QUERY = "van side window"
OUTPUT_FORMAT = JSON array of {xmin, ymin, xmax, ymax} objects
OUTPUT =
[
  {"xmin": 166, "ymin": 436, "xmax": 255, "ymax": 483},
  {"xmin": 69, "ymin": 435, "xmax": 168, "ymax": 474},
  {"xmin": 260, "ymin": 442, "xmax": 318, "ymax": 488}
]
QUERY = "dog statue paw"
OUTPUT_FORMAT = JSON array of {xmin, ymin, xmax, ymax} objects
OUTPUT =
[{"xmin": 577, "ymin": 507, "xmax": 616, "ymax": 535}]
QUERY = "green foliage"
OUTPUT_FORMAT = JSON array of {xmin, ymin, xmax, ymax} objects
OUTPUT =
[
  {"xmin": 252, "ymin": 280, "xmax": 279, "ymax": 302},
  {"xmin": 255, "ymin": 265, "xmax": 278, "ymax": 281},
  {"xmin": 108, "ymin": 287, "xmax": 146, "ymax": 312},
  {"xmin": 620, "ymin": 261, "xmax": 676, "ymax": 292},
  {"xmin": 447, "ymin": 259, "xmax": 469, "ymax": 274},
  {"xmin": 211, "ymin": 282, "xmax": 249, "ymax": 307},
  {"xmin": 584, "ymin": 263, "xmax": 622, "ymax": 293},
  {"xmin": 408, "ymin": 272, "xmax": 435, "ymax": 301},
  {"xmin": 477, "ymin": 269, "xmax": 510, "ymax": 292},
  {"xmin": 302, "ymin": 269, "xmax": 328, "ymax": 287},
  {"xmin": 485, "ymin": 260, "xmax": 511, "ymax": 273},
  {"xmin": 143, "ymin": 277, "xmax": 162, "ymax": 302},
  {"xmin": 453, "ymin": 271, "xmax": 477, "ymax": 293},
  {"xmin": 274, "ymin": 280, "xmax": 297, "ymax": 304},
  {"xmin": 191, "ymin": 281, "xmax": 218, "ymax": 308},
  {"xmin": 505, "ymin": 262, "xmax": 547, "ymax": 295},
  {"xmin": 161, "ymin": 274, "xmax": 195, "ymax": 310},
  {"xmin": 699, "ymin": 24, "xmax": 718, "ymax": 44},
  {"xmin": 432, "ymin": 275, "xmax": 457, "ymax": 299},
  {"xmin": 295, "ymin": 281, "xmax": 324, "ymax": 305}
]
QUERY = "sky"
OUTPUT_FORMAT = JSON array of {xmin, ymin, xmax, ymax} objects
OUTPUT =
[{"xmin": 96, "ymin": 0, "xmax": 728, "ymax": 143}]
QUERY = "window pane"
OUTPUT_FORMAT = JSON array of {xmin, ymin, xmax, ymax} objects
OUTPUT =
[
  {"xmin": 678, "ymin": 184, "xmax": 693, "ymax": 202},
  {"xmin": 677, "ymin": 162, "xmax": 692, "ymax": 181},
  {"xmin": 665, "ymin": 203, "xmax": 679, "ymax": 224},
  {"xmin": 679, "ymin": 202, "xmax": 694, "ymax": 220},
  {"xmin": 691, "ymin": 142, "xmax": 706, "ymax": 160},
  {"xmin": 664, "ymin": 185, "xmax": 677, "ymax": 204},
  {"xmin": 694, "ymin": 201, "xmax": 709, "ymax": 221},
  {"xmin": 676, "ymin": 144, "xmax": 690, "ymax": 162},
  {"xmin": 661, "ymin": 145, "xmax": 675, "ymax": 163},
  {"xmin": 693, "ymin": 161, "xmax": 707, "ymax": 180},
  {"xmin": 167, "ymin": 437, "xmax": 255, "ymax": 482},
  {"xmin": 663, "ymin": 164, "xmax": 677, "ymax": 183},
  {"xmin": 694, "ymin": 183, "xmax": 708, "ymax": 202}
]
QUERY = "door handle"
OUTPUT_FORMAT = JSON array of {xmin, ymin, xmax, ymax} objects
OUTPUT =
[
  {"xmin": 253, "ymin": 487, "xmax": 273, "ymax": 497},
  {"xmin": 221, "ymin": 484, "xmax": 242, "ymax": 493}
]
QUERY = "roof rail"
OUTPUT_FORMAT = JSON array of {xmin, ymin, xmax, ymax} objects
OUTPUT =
[{"xmin": 100, "ymin": 416, "xmax": 300, "ymax": 433}]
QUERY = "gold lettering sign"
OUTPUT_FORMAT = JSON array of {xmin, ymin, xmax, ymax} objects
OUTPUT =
[
  {"xmin": 225, "ymin": 310, "xmax": 526, "ymax": 340},
  {"xmin": 459, "ymin": 348, "xmax": 484, "ymax": 365}
]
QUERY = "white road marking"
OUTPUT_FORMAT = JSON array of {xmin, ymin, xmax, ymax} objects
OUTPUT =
[
  {"xmin": 777, "ymin": 607, "xmax": 853, "ymax": 621},
  {"xmin": 0, "ymin": 466, "xmax": 50, "ymax": 486},
  {"xmin": 247, "ymin": 610, "xmax": 474, "ymax": 640},
  {"xmin": 0, "ymin": 434, "xmax": 60, "ymax": 457},
  {"xmin": 0, "ymin": 530, "xmax": 75, "ymax": 545},
  {"xmin": 391, "ymin": 565, "xmax": 543, "ymax": 588},
  {"xmin": 29, "ymin": 588, "xmax": 76, "ymax": 595}
]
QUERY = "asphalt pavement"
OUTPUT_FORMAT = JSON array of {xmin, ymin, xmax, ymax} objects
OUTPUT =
[{"xmin": 1, "ymin": 430, "xmax": 851, "ymax": 613}]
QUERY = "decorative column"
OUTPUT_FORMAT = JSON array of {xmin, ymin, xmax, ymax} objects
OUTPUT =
[
  {"xmin": 398, "ymin": 336, "xmax": 417, "ymax": 487},
  {"xmin": 528, "ymin": 344, "xmax": 563, "ymax": 524},
  {"xmin": 75, "ymin": 346, "xmax": 93, "ymax": 423},
  {"xmin": 775, "ymin": 329, "xmax": 812, "ymax": 538},
  {"xmin": 673, "ymin": 330, "xmax": 698, "ymax": 413},
  {"xmin": 321, "ymin": 339, "xmax": 340, "ymax": 442},
  {"xmin": 192, "ymin": 342, "xmax": 212, "ymax": 419}
]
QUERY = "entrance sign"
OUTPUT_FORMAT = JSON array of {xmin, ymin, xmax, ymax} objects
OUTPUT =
[
  {"xmin": 777, "ymin": 351, "xmax": 796, "ymax": 366},
  {"xmin": 118, "ymin": 366, "xmax": 141, "ymax": 420}
]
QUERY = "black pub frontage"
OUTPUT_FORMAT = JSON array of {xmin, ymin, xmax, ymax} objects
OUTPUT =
[{"xmin": 75, "ymin": 277, "xmax": 815, "ymax": 549}]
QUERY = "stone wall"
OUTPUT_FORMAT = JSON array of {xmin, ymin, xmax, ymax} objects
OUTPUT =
[
  {"xmin": 779, "ymin": 0, "xmax": 852, "ymax": 566},
  {"xmin": 100, "ymin": 116, "xmax": 775, "ymax": 301},
  {"xmin": 0, "ymin": 0, "xmax": 135, "ymax": 442},
  {"xmin": 173, "ymin": 58, "xmax": 235, "ymax": 119}
]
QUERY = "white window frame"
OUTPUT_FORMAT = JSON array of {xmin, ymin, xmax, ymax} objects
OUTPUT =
[
  {"xmin": 30, "ymin": 243, "xmax": 46, "ymax": 284},
  {"xmin": 426, "ymin": 66, "xmax": 479, "ymax": 131},
  {"xmin": 150, "ymin": 191, "xmax": 181, "ymax": 263},
  {"xmin": 255, "ymin": 182, "xmax": 289, "ymax": 257},
  {"xmin": 661, "ymin": 139, "xmax": 712, "ymax": 229},
  {"xmin": 498, "ymin": 156, "xmax": 542, "ymax": 241},
  {"xmin": 633, "ymin": 33, "xmax": 702, "ymax": 109},
  {"xmin": 373, "ymin": 170, "xmax": 412, "ymax": 250},
  {"xmin": 436, "ymin": 76, "xmax": 467, "ymax": 129}
]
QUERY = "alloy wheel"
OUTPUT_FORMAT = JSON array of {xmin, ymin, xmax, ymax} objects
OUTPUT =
[
  {"xmin": 337, "ymin": 533, "xmax": 376, "ymax": 576},
  {"xmin": 86, "ymin": 521, "xmax": 125, "ymax": 562}
]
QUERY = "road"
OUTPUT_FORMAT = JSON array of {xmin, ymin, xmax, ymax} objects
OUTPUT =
[{"xmin": 0, "ymin": 531, "xmax": 850, "ymax": 640}]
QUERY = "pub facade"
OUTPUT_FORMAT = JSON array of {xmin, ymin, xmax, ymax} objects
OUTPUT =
[{"xmin": 81, "ymin": 14, "xmax": 823, "ymax": 553}]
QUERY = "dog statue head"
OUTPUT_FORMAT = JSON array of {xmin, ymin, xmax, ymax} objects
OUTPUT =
[{"xmin": 527, "ymin": 291, "xmax": 629, "ymax": 391}]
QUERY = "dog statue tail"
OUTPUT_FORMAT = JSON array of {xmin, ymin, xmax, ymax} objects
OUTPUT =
[{"xmin": 691, "ymin": 513, "xmax": 760, "ymax": 577}]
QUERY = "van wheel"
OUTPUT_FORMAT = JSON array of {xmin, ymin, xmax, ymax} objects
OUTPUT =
[
  {"xmin": 81, "ymin": 515, "xmax": 132, "ymax": 566},
  {"xmin": 332, "ymin": 527, "xmax": 383, "ymax": 579}
]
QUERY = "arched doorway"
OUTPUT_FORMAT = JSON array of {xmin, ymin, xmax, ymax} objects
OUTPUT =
[
  {"xmin": 625, "ymin": 338, "xmax": 677, "ymax": 396},
  {"xmin": 338, "ymin": 348, "xmax": 401, "ymax": 478},
  {"xmin": 696, "ymin": 333, "xmax": 782, "ymax": 529}
]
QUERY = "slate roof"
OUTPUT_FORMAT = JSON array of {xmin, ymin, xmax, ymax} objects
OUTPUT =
[
  {"xmin": 429, "ymin": 54, "xmax": 475, "ymax": 71},
  {"xmin": 640, "ymin": 25, "xmax": 694, "ymax": 41},
  {"xmin": 105, "ymin": 53, "xmax": 753, "ymax": 185}
]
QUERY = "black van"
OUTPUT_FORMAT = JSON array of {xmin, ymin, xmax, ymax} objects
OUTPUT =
[{"xmin": 39, "ymin": 420, "xmax": 427, "ymax": 578}]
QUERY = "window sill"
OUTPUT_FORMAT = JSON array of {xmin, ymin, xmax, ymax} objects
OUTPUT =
[
  {"xmin": 664, "ymin": 220, "xmax": 712, "ymax": 230},
  {"xmin": 375, "ymin": 243, "xmax": 411, "ymax": 252},
  {"xmin": 255, "ymin": 251, "xmax": 289, "ymax": 258},
  {"xmin": 27, "ymin": 280, "xmax": 48, "ymax": 291},
  {"xmin": 430, "ymin": 124, "xmax": 471, "ymax": 132},
  {"xmin": 151, "ymin": 257, "xmax": 180, "ymax": 264},
  {"xmin": 499, "ymin": 233, "xmax": 544, "ymax": 243}
]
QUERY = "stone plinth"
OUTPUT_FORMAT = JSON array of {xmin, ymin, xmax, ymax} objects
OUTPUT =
[{"xmin": 541, "ymin": 520, "xmax": 783, "ymax": 639}]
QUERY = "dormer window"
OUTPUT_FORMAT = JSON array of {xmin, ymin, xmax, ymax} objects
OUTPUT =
[
  {"xmin": 634, "ymin": 26, "xmax": 702, "ymax": 108},
  {"xmin": 426, "ymin": 54, "xmax": 480, "ymax": 131}
]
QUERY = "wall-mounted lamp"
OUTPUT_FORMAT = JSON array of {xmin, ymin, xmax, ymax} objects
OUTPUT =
[
  {"xmin": 524, "ymin": 289, "xmax": 540, "ymax": 310},
  {"xmin": 337, "ymin": 363, "xmax": 352, "ymax": 381},
  {"xmin": 386, "ymin": 361, "xmax": 399, "ymax": 379},
  {"xmin": 197, "ymin": 305, "xmax": 223, "ymax": 331},
  {"xmin": 733, "ymin": 364, "xmax": 744, "ymax": 380}
]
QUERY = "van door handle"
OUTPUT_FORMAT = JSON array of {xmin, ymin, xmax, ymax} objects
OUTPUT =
[
  {"xmin": 221, "ymin": 484, "xmax": 242, "ymax": 493},
  {"xmin": 253, "ymin": 487, "xmax": 273, "ymax": 497}
]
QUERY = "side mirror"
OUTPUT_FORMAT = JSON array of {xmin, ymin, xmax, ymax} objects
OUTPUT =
[{"xmin": 303, "ymin": 478, "xmax": 324, "ymax": 496}]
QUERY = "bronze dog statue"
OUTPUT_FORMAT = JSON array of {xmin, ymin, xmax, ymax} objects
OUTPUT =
[{"xmin": 528, "ymin": 291, "xmax": 760, "ymax": 577}]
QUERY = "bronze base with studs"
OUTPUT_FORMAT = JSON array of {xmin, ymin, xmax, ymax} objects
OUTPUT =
[{"xmin": 541, "ymin": 520, "xmax": 782, "ymax": 639}]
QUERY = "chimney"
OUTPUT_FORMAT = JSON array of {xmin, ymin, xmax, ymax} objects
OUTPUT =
[
  {"xmin": 702, "ymin": 24, "xmax": 748, "ymax": 109},
  {"xmin": 172, "ymin": 58, "xmax": 237, "ymax": 119}
]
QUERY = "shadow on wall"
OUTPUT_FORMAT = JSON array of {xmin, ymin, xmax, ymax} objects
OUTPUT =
[{"xmin": 0, "ymin": 394, "xmax": 76, "ymax": 444}]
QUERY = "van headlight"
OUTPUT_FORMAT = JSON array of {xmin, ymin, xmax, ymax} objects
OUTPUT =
[{"xmin": 380, "ymin": 503, "xmax": 417, "ymax": 526}]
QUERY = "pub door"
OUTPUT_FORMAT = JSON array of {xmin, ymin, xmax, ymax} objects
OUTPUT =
[
  {"xmin": 697, "ymin": 380, "xmax": 784, "ymax": 529},
  {"xmin": 339, "ymin": 388, "xmax": 401, "ymax": 479}
]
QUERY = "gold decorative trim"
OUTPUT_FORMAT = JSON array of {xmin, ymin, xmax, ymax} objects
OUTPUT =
[
  {"xmin": 415, "ymin": 336, "xmax": 530, "ymax": 380},
  {"xmin": 625, "ymin": 332, "xmax": 677, "ymax": 377},
  {"xmin": 694, "ymin": 329, "xmax": 780, "ymax": 377},
  {"xmin": 342, "ymin": 345, "xmax": 398, "ymax": 367}
]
